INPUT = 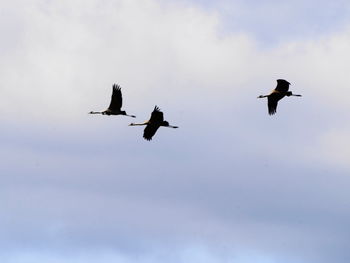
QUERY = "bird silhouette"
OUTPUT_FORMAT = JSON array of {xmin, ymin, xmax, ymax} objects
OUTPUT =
[
  {"xmin": 89, "ymin": 84, "xmax": 136, "ymax": 117},
  {"xmin": 258, "ymin": 79, "xmax": 302, "ymax": 115},
  {"xmin": 129, "ymin": 106, "xmax": 178, "ymax": 141}
]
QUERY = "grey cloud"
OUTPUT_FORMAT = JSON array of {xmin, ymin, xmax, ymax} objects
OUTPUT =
[
  {"xmin": 175, "ymin": 0, "xmax": 350, "ymax": 45},
  {"xmin": 1, "ymin": 0, "xmax": 350, "ymax": 262}
]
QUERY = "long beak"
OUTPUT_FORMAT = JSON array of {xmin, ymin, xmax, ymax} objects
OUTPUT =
[{"xmin": 292, "ymin": 94, "xmax": 302, "ymax": 97}]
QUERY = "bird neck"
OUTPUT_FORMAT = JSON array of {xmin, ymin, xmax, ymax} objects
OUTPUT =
[
  {"xmin": 258, "ymin": 95, "xmax": 269, "ymax": 98},
  {"xmin": 129, "ymin": 122, "xmax": 147, "ymax": 126}
]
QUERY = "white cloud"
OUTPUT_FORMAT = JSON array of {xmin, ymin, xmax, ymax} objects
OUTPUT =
[
  {"xmin": 1, "ymin": 0, "xmax": 350, "ymax": 124},
  {"xmin": 306, "ymin": 128, "xmax": 350, "ymax": 169},
  {"xmin": 1, "ymin": 1, "xmax": 350, "ymax": 262}
]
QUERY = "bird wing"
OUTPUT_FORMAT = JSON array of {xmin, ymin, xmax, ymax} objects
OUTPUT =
[
  {"xmin": 143, "ymin": 123, "xmax": 160, "ymax": 141},
  {"xmin": 268, "ymin": 95, "xmax": 278, "ymax": 115},
  {"xmin": 142, "ymin": 106, "xmax": 164, "ymax": 141},
  {"xmin": 149, "ymin": 106, "xmax": 164, "ymax": 123},
  {"xmin": 108, "ymin": 84, "xmax": 123, "ymax": 111},
  {"xmin": 275, "ymin": 80, "xmax": 289, "ymax": 93}
]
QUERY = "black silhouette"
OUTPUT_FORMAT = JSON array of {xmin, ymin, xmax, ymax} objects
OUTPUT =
[
  {"xmin": 129, "ymin": 106, "xmax": 178, "ymax": 140},
  {"xmin": 258, "ymin": 79, "xmax": 302, "ymax": 115},
  {"xmin": 89, "ymin": 84, "xmax": 136, "ymax": 117}
]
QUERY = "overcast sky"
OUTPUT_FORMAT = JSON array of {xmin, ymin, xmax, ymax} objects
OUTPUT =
[{"xmin": 1, "ymin": 0, "xmax": 350, "ymax": 262}]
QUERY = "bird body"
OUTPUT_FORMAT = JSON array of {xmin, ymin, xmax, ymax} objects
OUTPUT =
[
  {"xmin": 89, "ymin": 84, "xmax": 136, "ymax": 117},
  {"xmin": 258, "ymin": 79, "xmax": 301, "ymax": 115},
  {"xmin": 129, "ymin": 106, "xmax": 178, "ymax": 141}
]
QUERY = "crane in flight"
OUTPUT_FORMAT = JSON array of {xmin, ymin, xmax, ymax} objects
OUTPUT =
[
  {"xmin": 129, "ymin": 106, "xmax": 178, "ymax": 141},
  {"xmin": 89, "ymin": 84, "xmax": 136, "ymax": 117},
  {"xmin": 258, "ymin": 79, "xmax": 302, "ymax": 115}
]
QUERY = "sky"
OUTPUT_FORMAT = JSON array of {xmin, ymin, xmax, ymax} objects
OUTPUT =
[{"xmin": 1, "ymin": 0, "xmax": 350, "ymax": 262}]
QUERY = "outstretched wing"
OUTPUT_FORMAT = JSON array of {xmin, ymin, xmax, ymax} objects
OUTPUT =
[
  {"xmin": 268, "ymin": 96, "xmax": 278, "ymax": 115},
  {"xmin": 108, "ymin": 84, "xmax": 123, "ymax": 111},
  {"xmin": 275, "ymin": 79, "xmax": 290, "ymax": 93},
  {"xmin": 143, "ymin": 124, "xmax": 160, "ymax": 141},
  {"xmin": 149, "ymin": 106, "xmax": 164, "ymax": 123},
  {"xmin": 143, "ymin": 106, "xmax": 164, "ymax": 141}
]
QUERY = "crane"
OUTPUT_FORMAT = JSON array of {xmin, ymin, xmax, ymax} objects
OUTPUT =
[
  {"xmin": 129, "ymin": 106, "xmax": 178, "ymax": 140},
  {"xmin": 89, "ymin": 84, "xmax": 136, "ymax": 117},
  {"xmin": 258, "ymin": 79, "xmax": 302, "ymax": 115}
]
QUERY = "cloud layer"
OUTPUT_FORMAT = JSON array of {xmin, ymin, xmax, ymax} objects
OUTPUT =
[{"xmin": 1, "ymin": 0, "xmax": 350, "ymax": 262}]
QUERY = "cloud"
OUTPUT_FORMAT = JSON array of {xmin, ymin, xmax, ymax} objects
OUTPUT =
[
  {"xmin": 1, "ymin": 0, "xmax": 350, "ymax": 122},
  {"xmin": 307, "ymin": 127, "xmax": 350, "ymax": 169},
  {"xmin": 179, "ymin": 0, "xmax": 350, "ymax": 44},
  {"xmin": 1, "ymin": 0, "xmax": 350, "ymax": 263}
]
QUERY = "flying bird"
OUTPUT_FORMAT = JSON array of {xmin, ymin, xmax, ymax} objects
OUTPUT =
[
  {"xmin": 89, "ymin": 84, "xmax": 136, "ymax": 117},
  {"xmin": 129, "ymin": 106, "xmax": 178, "ymax": 141},
  {"xmin": 258, "ymin": 79, "xmax": 302, "ymax": 115}
]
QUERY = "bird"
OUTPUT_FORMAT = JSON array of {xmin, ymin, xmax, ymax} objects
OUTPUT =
[
  {"xmin": 89, "ymin": 84, "xmax": 136, "ymax": 117},
  {"xmin": 257, "ymin": 79, "xmax": 302, "ymax": 115},
  {"xmin": 129, "ymin": 106, "xmax": 178, "ymax": 141}
]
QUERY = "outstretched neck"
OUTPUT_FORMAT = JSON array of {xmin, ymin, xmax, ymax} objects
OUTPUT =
[{"xmin": 129, "ymin": 122, "xmax": 147, "ymax": 126}]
